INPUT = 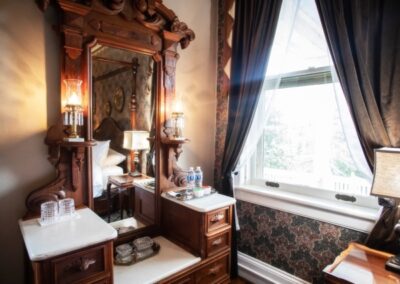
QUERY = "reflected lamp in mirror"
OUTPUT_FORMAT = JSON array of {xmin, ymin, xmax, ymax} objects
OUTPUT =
[
  {"xmin": 370, "ymin": 147, "xmax": 400, "ymax": 273},
  {"xmin": 123, "ymin": 130, "xmax": 150, "ymax": 177},
  {"xmin": 171, "ymin": 98, "xmax": 184, "ymax": 140},
  {"xmin": 63, "ymin": 79, "xmax": 84, "ymax": 142}
]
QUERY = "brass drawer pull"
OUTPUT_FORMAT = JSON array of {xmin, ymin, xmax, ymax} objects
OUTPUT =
[
  {"xmin": 63, "ymin": 257, "xmax": 97, "ymax": 273},
  {"xmin": 80, "ymin": 257, "xmax": 96, "ymax": 271},
  {"xmin": 212, "ymin": 238, "xmax": 223, "ymax": 246},
  {"xmin": 210, "ymin": 213, "xmax": 224, "ymax": 223},
  {"xmin": 208, "ymin": 265, "xmax": 221, "ymax": 276}
]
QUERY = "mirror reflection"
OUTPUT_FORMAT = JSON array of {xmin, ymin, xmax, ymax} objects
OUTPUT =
[{"xmin": 91, "ymin": 44, "xmax": 156, "ymax": 235}]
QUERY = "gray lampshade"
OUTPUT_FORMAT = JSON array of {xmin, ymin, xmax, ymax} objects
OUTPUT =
[
  {"xmin": 371, "ymin": 147, "xmax": 400, "ymax": 198},
  {"xmin": 122, "ymin": 130, "xmax": 150, "ymax": 151}
]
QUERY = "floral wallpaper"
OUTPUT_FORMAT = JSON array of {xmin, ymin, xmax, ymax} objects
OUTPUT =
[
  {"xmin": 237, "ymin": 200, "xmax": 368, "ymax": 283},
  {"xmin": 214, "ymin": 0, "xmax": 235, "ymax": 189}
]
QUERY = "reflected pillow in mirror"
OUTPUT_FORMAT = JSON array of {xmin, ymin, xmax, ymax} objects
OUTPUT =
[
  {"xmin": 92, "ymin": 162, "xmax": 104, "ymax": 198},
  {"xmin": 103, "ymin": 148, "xmax": 126, "ymax": 167},
  {"xmin": 92, "ymin": 140, "xmax": 110, "ymax": 166}
]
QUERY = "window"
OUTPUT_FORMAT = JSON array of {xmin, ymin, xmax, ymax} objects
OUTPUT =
[{"xmin": 236, "ymin": 0, "xmax": 374, "ymax": 203}]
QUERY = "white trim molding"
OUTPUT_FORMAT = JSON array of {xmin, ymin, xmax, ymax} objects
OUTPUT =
[
  {"xmin": 235, "ymin": 185, "xmax": 380, "ymax": 233},
  {"xmin": 238, "ymin": 252, "xmax": 309, "ymax": 284}
]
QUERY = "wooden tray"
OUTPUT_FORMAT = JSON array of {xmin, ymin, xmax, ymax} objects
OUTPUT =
[{"xmin": 166, "ymin": 188, "xmax": 216, "ymax": 201}]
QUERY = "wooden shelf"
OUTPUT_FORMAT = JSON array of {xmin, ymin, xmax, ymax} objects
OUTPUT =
[
  {"xmin": 58, "ymin": 140, "xmax": 96, "ymax": 148},
  {"xmin": 161, "ymin": 138, "xmax": 190, "ymax": 145}
]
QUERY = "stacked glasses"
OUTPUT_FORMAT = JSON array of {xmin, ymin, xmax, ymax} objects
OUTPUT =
[{"xmin": 40, "ymin": 198, "xmax": 75, "ymax": 226}]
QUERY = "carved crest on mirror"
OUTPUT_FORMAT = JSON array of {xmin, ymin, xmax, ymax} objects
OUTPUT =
[{"xmin": 25, "ymin": 0, "xmax": 195, "ymax": 223}]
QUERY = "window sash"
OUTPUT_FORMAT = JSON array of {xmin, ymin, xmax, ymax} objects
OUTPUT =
[
  {"xmin": 264, "ymin": 66, "xmax": 333, "ymax": 90},
  {"xmin": 243, "ymin": 79, "xmax": 372, "ymax": 198}
]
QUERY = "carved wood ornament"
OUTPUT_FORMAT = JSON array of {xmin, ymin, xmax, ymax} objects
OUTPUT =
[{"xmin": 25, "ymin": 0, "xmax": 195, "ymax": 218}]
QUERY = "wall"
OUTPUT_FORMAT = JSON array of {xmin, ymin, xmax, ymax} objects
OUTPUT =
[
  {"xmin": 163, "ymin": 0, "xmax": 218, "ymax": 186},
  {"xmin": 0, "ymin": 0, "xmax": 59, "ymax": 283}
]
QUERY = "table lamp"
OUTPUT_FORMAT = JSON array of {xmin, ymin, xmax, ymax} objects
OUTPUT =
[
  {"xmin": 123, "ymin": 130, "xmax": 150, "ymax": 176},
  {"xmin": 171, "ymin": 97, "xmax": 184, "ymax": 140},
  {"xmin": 63, "ymin": 79, "xmax": 84, "ymax": 142},
  {"xmin": 370, "ymin": 147, "xmax": 400, "ymax": 272}
]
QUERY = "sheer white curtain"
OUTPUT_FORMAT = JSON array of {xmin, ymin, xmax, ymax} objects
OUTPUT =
[
  {"xmin": 235, "ymin": 0, "xmax": 301, "ymax": 185},
  {"xmin": 331, "ymin": 70, "xmax": 373, "ymax": 186}
]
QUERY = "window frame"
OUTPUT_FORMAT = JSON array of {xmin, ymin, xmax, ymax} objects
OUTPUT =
[{"xmin": 250, "ymin": 65, "xmax": 372, "ymax": 195}]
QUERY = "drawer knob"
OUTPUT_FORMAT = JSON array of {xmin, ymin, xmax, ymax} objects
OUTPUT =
[
  {"xmin": 212, "ymin": 238, "xmax": 223, "ymax": 246},
  {"xmin": 208, "ymin": 265, "xmax": 221, "ymax": 276},
  {"xmin": 210, "ymin": 213, "xmax": 224, "ymax": 223},
  {"xmin": 80, "ymin": 257, "xmax": 96, "ymax": 271}
]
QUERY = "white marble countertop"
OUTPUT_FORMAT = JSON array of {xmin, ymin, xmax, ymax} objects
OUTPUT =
[
  {"xmin": 133, "ymin": 178, "xmax": 155, "ymax": 194},
  {"xmin": 161, "ymin": 192, "xmax": 236, "ymax": 212},
  {"xmin": 19, "ymin": 207, "xmax": 118, "ymax": 261},
  {"xmin": 114, "ymin": 236, "xmax": 200, "ymax": 284}
]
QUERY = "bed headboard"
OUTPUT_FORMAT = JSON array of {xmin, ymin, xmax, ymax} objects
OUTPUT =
[{"xmin": 93, "ymin": 117, "xmax": 129, "ymax": 156}]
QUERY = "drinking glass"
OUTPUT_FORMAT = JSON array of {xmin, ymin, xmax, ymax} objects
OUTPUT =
[
  {"xmin": 58, "ymin": 198, "xmax": 75, "ymax": 217},
  {"xmin": 40, "ymin": 201, "xmax": 59, "ymax": 225}
]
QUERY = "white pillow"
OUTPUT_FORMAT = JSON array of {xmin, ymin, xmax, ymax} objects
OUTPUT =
[
  {"xmin": 92, "ymin": 140, "xmax": 110, "ymax": 166},
  {"xmin": 102, "ymin": 165, "xmax": 124, "ymax": 187},
  {"xmin": 92, "ymin": 162, "xmax": 104, "ymax": 198},
  {"xmin": 103, "ymin": 148, "xmax": 126, "ymax": 167}
]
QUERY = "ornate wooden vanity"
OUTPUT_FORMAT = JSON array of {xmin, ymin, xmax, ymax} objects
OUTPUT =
[{"xmin": 20, "ymin": 1, "xmax": 235, "ymax": 283}]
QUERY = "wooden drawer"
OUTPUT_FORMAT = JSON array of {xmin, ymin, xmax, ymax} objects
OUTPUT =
[
  {"xmin": 91, "ymin": 279, "xmax": 112, "ymax": 284},
  {"xmin": 135, "ymin": 186, "xmax": 155, "ymax": 225},
  {"xmin": 206, "ymin": 229, "xmax": 230, "ymax": 258},
  {"xmin": 205, "ymin": 207, "xmax": 231, "ymax": 234},
  {"xmin": 169, "ymin": 273, "xmax": 195, "ymax": 284},
  {"xmin": 50, "ymin": 244, "xmax": 109, "ymax": 284},
  {"xmin": 195, "ymin": 253, "xmax": 229, "ymax": 284}
]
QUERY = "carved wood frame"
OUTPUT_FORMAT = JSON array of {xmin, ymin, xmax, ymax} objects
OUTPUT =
[{"xmin": 25, "ymin": 0, "xmax": 195, "ymax": 225}]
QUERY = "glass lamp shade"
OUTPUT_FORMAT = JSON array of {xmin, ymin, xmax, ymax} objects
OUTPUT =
[
  {"xmin": 123, "ymin": 130, "xmax": 150, "ymax": 151},
  {"xmin": 172, "ymin": 112, "xmax": 184, "ymax": 139},
  {"xmin": 172, "ymin": 98, "xmax": 183, "ymax": 113},
  {"xmin": 64, "ymin": 79, "xmax": 83, "ymax": 106},
  {"xmin": 371, "ymin": 147, "xmax": 400, "ymax": 198},
  {"xmin": 62, "ymin": 79, "xmax": 84, "ymax": 140}
]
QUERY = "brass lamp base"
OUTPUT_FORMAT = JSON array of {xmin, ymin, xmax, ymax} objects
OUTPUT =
[
  {"xmin": 386, "ymin": 255, "xmax": 400, "ymax": 274},
  {"xmin": 63, "ymin": 137, "xmax": 84, "ymax": 142}
]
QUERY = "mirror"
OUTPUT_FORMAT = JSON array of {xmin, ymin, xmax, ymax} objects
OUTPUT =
[{"xmin": 90, "ymin": 44, "xmax": 156, "ymax": 235}]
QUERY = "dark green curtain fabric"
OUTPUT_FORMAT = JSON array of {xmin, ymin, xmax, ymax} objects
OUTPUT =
[
  {"xmin": 315, "ymin": 0, "xmax": 400, "ymax": 253},
  {"xmin": 220, "ymin": 0, "xmax": 282, "ymax": 276}
]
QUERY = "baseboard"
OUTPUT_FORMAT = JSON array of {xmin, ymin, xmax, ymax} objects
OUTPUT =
[{"xmin": 238, "ymin": 252, "xmax": 310, "ymax": 284}]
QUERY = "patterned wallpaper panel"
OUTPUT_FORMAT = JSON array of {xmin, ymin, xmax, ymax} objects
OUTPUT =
[
  {"xmin": 237, "ymin": 200, "xmax": 367, "ymax": 283},
  {"xmin": 214, "ymin": 0, "xmax": 235, "ymax": 189}
]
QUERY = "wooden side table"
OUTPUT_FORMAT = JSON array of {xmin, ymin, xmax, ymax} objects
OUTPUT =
[
  {"xmin": 324, "ymin": 243, "xmax": 400, "ymax": 283},
  {"xmin": 106, "ymin": 174, "xmax": 135, "ymax": 222}
]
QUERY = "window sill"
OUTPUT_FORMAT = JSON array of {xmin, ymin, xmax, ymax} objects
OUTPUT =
[{"xmin": 235, "ymin": 185, "xmax": 381, "ymax": 233}]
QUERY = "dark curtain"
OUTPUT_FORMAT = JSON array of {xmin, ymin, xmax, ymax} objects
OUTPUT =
[
  {"xmin": 315, "ymin": 0, "xmax": 400, "ymax": 253},
  {"xmin": 220, "ymin": 0, "xmax": 282, "ymax": 276}
]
